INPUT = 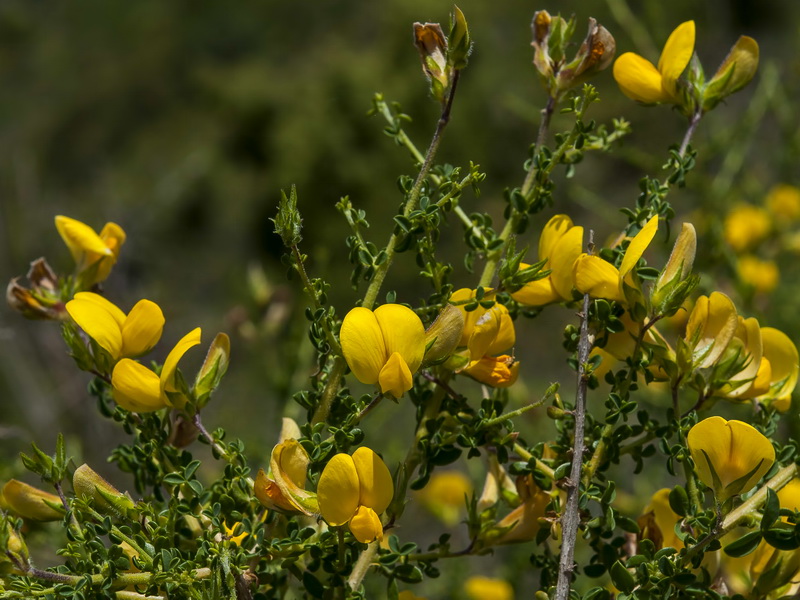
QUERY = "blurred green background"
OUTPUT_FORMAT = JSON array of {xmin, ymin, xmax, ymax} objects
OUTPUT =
[{"xmin": 2, "ymin": 0, "xmax": 800, "ymax": 594}]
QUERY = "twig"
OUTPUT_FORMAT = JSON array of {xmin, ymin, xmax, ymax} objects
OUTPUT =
[
  {"xmin": 347, "ymin": 541, "xmax": 379, "ymax": 592},
  {"xmin": 554, "ymin": 289, "xmax": 592, "ymax": 600}
]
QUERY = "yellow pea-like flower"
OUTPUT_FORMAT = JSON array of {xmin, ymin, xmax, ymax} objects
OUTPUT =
[
  {"xmin": 111, "ymin": 328, "xmax": 201, "ymax": 412},
  {"xmin": 317, "ymin": 447, "xmax": 394, "ymax": 543},
  {"xmin": 753, "ymin": 327, "xmax": 799, "ymax": 411},
  {"xmin": 66, "ymin": 292, "xmax": 165, "ymax": 361},
  {"xmin": 637, "ymin": 488, "xmax": 683, "ymax": 550},
  {"xmin": 464, "ymin": 576, "xmax": 514, "ymax": 600},
  {"xmin": 687, "ymin": 416, "xmax": 775, "ymax": 501},
  {"xmin": 1, "ymin": 479, "xmax": 63, "ymax": 521},
  {"xmin": 613, "ymin": 21, "xmax": 695, "ymax": 105},
  {"xmin": 683, "ymin": 292, "xmax": 739, "ymax": 370},
  {"xmin": 417, "ymin": 470, "xmax": 472, "ymax": 526},
  {"xmin": 723, "ymin": 204, "xmax": 771, "ymax": 253},
  {"xmin": 451, "ymin": 289, "xmax": 519, "ymax": 387},
  {"xmin": 574, "ymin": 215, "xmax": 658, "ymax": 303},
  {"xmin": 254, "ymin": 439, "xmax": 318, "ymax": 515},
  {"xmin": 340, "ymin": 304, "xmax": 425, "ymax": 398},
  {"xmin": 55, "ymin": 215, "xmax": 126, "ymax": 287},
  {"xmin": 737, "ymin": 256, "xmax": 779, "ymax": 295},
  {"xmin": 511, "ymin": 214, "xmax": 583, "ymax": 306}
]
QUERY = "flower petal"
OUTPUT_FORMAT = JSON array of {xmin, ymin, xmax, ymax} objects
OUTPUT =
[
  {"xmin": 486, "ymin": 305, "xmax": 515, "ymax": 356},
  {"xmin": 468, "ymin": 306, "xmax": 502, "ymax": 360},
  {"xmin": 510, "ymin": 276, "xmax": 561, "ymax": 306},
  {"xmin": 120, "ymin": 299, "xmax": 165, "ymax": 358},
  {"xmin": 270, "ymin": 440, "xmax": 318, "ymax": 515},
  {"xmin": 658, "ymin": 21, "xmax": 695, "ymax": 98},
  {"xmin": 573, "ymin": 254, "xmax": 624, "ymax": 302},
  {"xmin": 160, "ymin": 327, "xmax": 202, "ymax": 395},
  {"xmin": 92, "ymin": 222, "xmax": 126, "ymax": 283},
  {"xmin": 348, "ymin": 505, "xmax": 383, "ymax": 543},
  {"xmin": 451, "ymin": 288, "xmax": 481, "ymax": 346},
  {"xmin": 1, "ymin": 480, "xmax": 63, "ymax": 521},
  {"xmin": 352, "ymin": 446, "xmax": 394, "ymax": 515},
  {"xmin": 726, "ymin": 420, "xmax": 774, "ymax": 495},
  {"xmin": 375, "ymin": 304, "xmax": 425, "ymax": 374},
  {"xmin": 685, "ymin": 292, "xmax": 738, "ymax": 369},
  {"xmin": 66, "ymin": 294, "xmax": 124, "ymax": 359},
  {"xmin": 758, "ymin": 327, "xmax": 799, "ymax": 405},
  {"xmin": 55, "ymin": 216, "xmax": 111, "ymax": 264},
  {"xmin": 318, "ymin": 453, "xmax": 360, "ymax": 526},
  {"xmin": 463, "ymin": 355, "xmax": 519, "ymax": 388},
  {"xmin": 613, "ymin": 52, "xmax": 669, "ymax": 103},
  {"xmin": 549, "ymin": 225, "xmax": 584, "ymax": 300},
  {"xmin": 111, "ymin": 359, "xmax": 165, "ymax": 412},
  {"xmin": 341, "ymin": 307, "xmax": 386, "ymax": 385},
  {"xmin": 538, "ymin": 214, "xmax": 574, "ymax": 261},
  {"xmin": 378, "ymin": 351, "xmax": 413, "ymax": 398},
  {"xmin": 619, "ymin": 215, "xmax": 659, "ymax": 279}
]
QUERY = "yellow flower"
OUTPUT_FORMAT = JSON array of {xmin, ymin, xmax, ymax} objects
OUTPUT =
[
  {"xmin": 111, "ymin": 328, "xmax": 202, "ymax": 412},
  {"xmin": 55, "ymin": 215, "xmax": 126, "ymax": 287},
  {"xmin": 766, "ymin": 184, "xmax": 800, "ymax": 222},
  {"xmin": 753, "ymin": 327, "xmax": 799, "ymax": 412},
  {"xmin": 1, "ymin": 480, "xmax": 63, "ymax": 521},
  {"xmin": 254, "ymin": 438, "xmax": 318, "ymax": 515},
  {"xmin": 737, "ymin": 256, "xmax": 778, "ymax": 294},
  {"xmin": 464, "ymin": 576, "xmax": 514, "ymax": 600},
  {"xmin": 492, "ymin": 475, "xmax": 552, "ymax": 545},
  {"xmin": 511, "ymin": 214, "xmax": 583, "ymax": 306},
  {"xmin": 417, "ymin": 470, "xmax": 472, "ymax": 526},
  {"xmin": 340, "ymin": 304, "xmax": 425, "ymax": 398},
  {"xmin": 66, "ymin": 292, "xmax": 164, "ymax": 361},
  {"xmin": 398, "ymin": 591, "xmax": 426, "ymax": 600},
  {"xmin": 723, "ymin": 204, "xmax": 771, "ymax": 253},
  {"xmin": 687, "ymin": 416, "xmax": 774, "ymax": 501},
  {"xmin": 452, "ymin": 289, "xmax": 519, "ymax": 387},
  {"xmin": 637, "ymin": 488, "xmax": 683, "ymax": 550},
  {"xmin": 613, "ymin": 21, "xmax": 695, "ymax": 104},
  {"xmin": 714, "ymin": 316, "xmax": 764, "ymax": 400},
  {"xmin": 574, "ymin": 215, "xmax": 658, "ymax": 303},
  {"xmin": 317, "ymin": 447, "xmax": 394, "ymax": 544},
  {"xmin": 682, "ymin": 292, "xmax": 738, "ymax": 370}
]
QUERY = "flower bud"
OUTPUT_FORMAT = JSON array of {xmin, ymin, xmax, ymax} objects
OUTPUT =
[
  {"xmin": 73, "ymin": 464, "xmax": 135, "ymax": 515},
  {"xmin": 554, "ymin": 18, "xmax": 616, "ymax": 94},
  {"xmin": 652, "ymin": 223, "xmax": 697, "ymax": 315},
  {"xmin": 193, "ymin": 332, "xmax": 231, "ymax": 409},
  {"xmin": 447, "ymin": 6, "xmax": 471, "ymax": 71},
  {"xmin": 1, "ymin": 480, "xmax": 63, "ymax": 521},
  {"xmin": 423, "ymin": 304, "xmax": 465, "ymax": 365},
  {"xmin": 1, "ymin": 523, "xmax": 28, "ymax": 573},
  {"xmin": 6, "ymin": 258, "xmax": 65, "ymax": 320},
  {"xmin": 272, "ymin": 185, "xmax": 303, "ymax": 247},
  {"xmin": 703, "ymin": 36, "xmax": 759, "ymax": 112},
  {"xmin": 413, "ymin": 23, "xmax": 449, "ymax": 104}
]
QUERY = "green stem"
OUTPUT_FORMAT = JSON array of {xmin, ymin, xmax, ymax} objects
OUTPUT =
[
  {"xmin": 311, "ymin": 356, "xmax": 347, "ymax": 426},
  {"xmin": 291, "ymin": 244, "xmax": 342, "ymax": 355},
  {"xmin": 347, "ymin": 541, "xmax": 379, "ymax": 592},
  {"xmin": 513, "ymin": 443, "xmax": 556, "ymax": 480},
  {"xmin": 362, "ymin": 71, "xmax": 461, "ymax": 310}
]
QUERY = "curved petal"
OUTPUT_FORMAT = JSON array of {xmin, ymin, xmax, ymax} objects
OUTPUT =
[
  {"xmin": 111, "ymin": 359, "xmax": 165, "ymax": 412},
  {"xmin": 1, "ymin": 480, "xmax": 63, "ymax": 521},
  {"xmin": 160, "ymin": 328, "xmax": 202, "ymax": 395},
  {"xmin": 723, "ymin": 317, "xmax": 763, "ymax": 399},
  {"xmin": 468, "ymin": 307, "xmax": 502, "ymax": 360},
  {"xmin": 71, "ymin": 292, "xmax": 127, "ymax": 325},
  {"xmin": 613, "ymin": 52, "xmax": 669, "ymax": 103},
  {"xmin": 573, "ymin": 254, "xmax": 624, "ymax": 302},
  {"xmin": 619, "ymin": 216, "xmax": 659, "ymax": 279},
  {"xmin": 463, "ymin": 355, "xmax": 519, "ymax": 388},
  {"xmin": 538, "ymin": 214, "xmax": 574, "ymax": 261},
  {"xmin": 758, "ymin": 327, "xmax": 799, "ymax": 403},
  {"xmin": 727, "ymin": 420, "xmax": 774, "ymax": 495},
  {"xmin": 687, "ymin": 416, "xmax": 730, "ymax": 491},
  {"xmin": 55, "ymin": 216, "xmax": 111, "ymax": 263},
  {"xmin": 658, "ymin": 21, "xmax": 695, "ymax": 98},
  {"xmin": 378, "ymin": 351, "xmax": 413, "ymax": 398},
  {"xmin": 451, "ymin": 288, "xmax": 480, "ymax": 346},
  {"xmin": 550, "ymin": 225, "xmax": 584, "ymax": 300},
  {"xmin": 340, "ymin": 307, "xmax": 386, "ymax": 385},
  {"xmin": 66, "ymin": 294, "xmax": 124, "ymax": 359},
  {"xmin": 92, "ymin": 222, "xmax": 126, "ymax": 283},
  {"xmin": 510, "ymin": 277, "xmax": 561, "ymax": 306},
  {"xmin": 486, "ymin": 305, "xmax": 515, "ymax": 356},
  {"xmin": 375, "ymin": 304, "xmax": 425, "ymax": 374},
  {"xmin": 685, "ymin": 292, "xmax": 738, "ymax": 369},
  {"xmin": 352, "ymin": 446, "xmax": 394, "ymax": 515},
  {"xmin": 348, "ymin": 505, "xmax": 383, "ymax": 543},
  {"xmin": 121, "ymin": 300, "xmax": 165, "ymax": 357},
  {"xmin": 318, "ymin": 453, "xmax": 360, "ymax": 526},
  {"xmin": 270, "ymin": 440, "xmax": 317, "ymax": 515}
]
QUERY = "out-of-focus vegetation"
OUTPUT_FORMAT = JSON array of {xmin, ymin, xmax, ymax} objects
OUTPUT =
[{"xmin": 2, "ymin": 0, "xmax": 800, "ymax": 554}]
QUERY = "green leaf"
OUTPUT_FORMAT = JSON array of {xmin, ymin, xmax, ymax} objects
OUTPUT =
[
  {"xmin": 609, "ymin": 561, "xmax": 635, "ymax": 594},
  {"xmin": 761, "ymin": 488, "xmax": 780, "ymax": 531},
  {"xmin": 668, "ymin": 485, "xmax": 689, "ymax": 517},
  {"xmin": 723, "ymin": 530, "xmax": 763, "ymax": 557}
]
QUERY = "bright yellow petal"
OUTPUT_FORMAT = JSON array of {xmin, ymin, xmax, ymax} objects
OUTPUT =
[
  {"xmin": 573, "ymin": 254, "xmax": 624, "ymax": 302},
  {"xmin": 111, "ymin": 359, "xmax": 165, "ymax": 412},
  {"xmin": 464, "ymin": 576, "xmax": 514, "ymax": 600},
  {"xmin": 120, "ymin": 299, "xmax": 164, "ymax": 358},
  {"xmin": 613, "ymin": 52, "xmax": 669, "ymax": 103},
  {"xmin": 375, "ymin": 304, "xmax": 425, "ymax": 374},
  {"xmin": 54, "ymin": 216, "xmax": 111, "ymax": 264},
  {"xmin": 270, "ymin": 440, "xmax": 318, "ymax": 515},
  {"xmin": 66, "ymin": 295, "xmax": 124, "ymax": 359},
  {"xmin": 723, "ymin": 317, "xmax": 763, "ymax": 399},
  {"xmin": 726, "ymin": 420, "xmax": 774, "ymax": 495},
  {"xmin": 758, "ymin": 327, "xmax": 799, "ymax": 402},
  {"xmin": 451, "ymin": 288, "xmax": 480, "ymax": 346},
  {"xmin": 658, "ymin": 21, "xmax": 695, "ymax": 98},
  {"xmin": 468, "ymin": 306, "xmax": 502, "ymax": 360},
  {"xmin": 685, "ymin": 292, "xmax": 739, "ymax": 369},
  {"xmin": 71, "ymin": 292, "xmax": 127, "ymax": 325},
  {"xmin": 646, "ymin": 488, "xmax": 683, "ymax": 550},
  {"xmin": 688, "ymin": 416, "xmax": 730, "ymax": 491},
  {"xmin": 160, "ymin": 327, "xmax": 201, "ymax": 397},
  {"xmin": 92, "ymin": 222, "xmax": 126, "ymax": 283},
  {"xmin": 1, "ymin": 480, "xmax": 63, "ymax": 521},
  {"xmin": 463, "ymin": 355, "xmax": 519, "ymax": 388},
  {"xmin": 352, "ymin": 446, "xmax": 394, "ymax": 515},
  {"xmin": 538, "ymin": 214, "xmax": 574, "ymax": 261},
  {"xmin": 378, "ymin": 352, "xmax": 413, "ymax": 398},
  {"xmin": 549, "ymin": 225, "xmax": 584, "ymax": 300},
  {"xmin": 619, "ymin": 216, "xmax": 659, "ymax": 279},
  {"xmin": 348, "ymin": 505, "xmax": 383, "ymax": 543},
  {"xmin": 318, "ymin": 453, "xmax": 360, "ymax": 526},
  {"xmin": 510, "ymin": 276, "xmax": 561, "ymax": 306},
  {"xmin": 487, "ymin": 305, "xmax": 515, "ymax": 356},
  {"xmin": 340, "ymin": 307, "xmax": 386, "ymax": 385}
]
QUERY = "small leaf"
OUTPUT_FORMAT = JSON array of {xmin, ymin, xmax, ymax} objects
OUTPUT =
[
  {"xmin": 723, "ymin": 530, "xmax": 763, "ymax": 557},
  {"xmin": 609, "ymin": 561, "xmax": 635, "ymax": 594}
]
